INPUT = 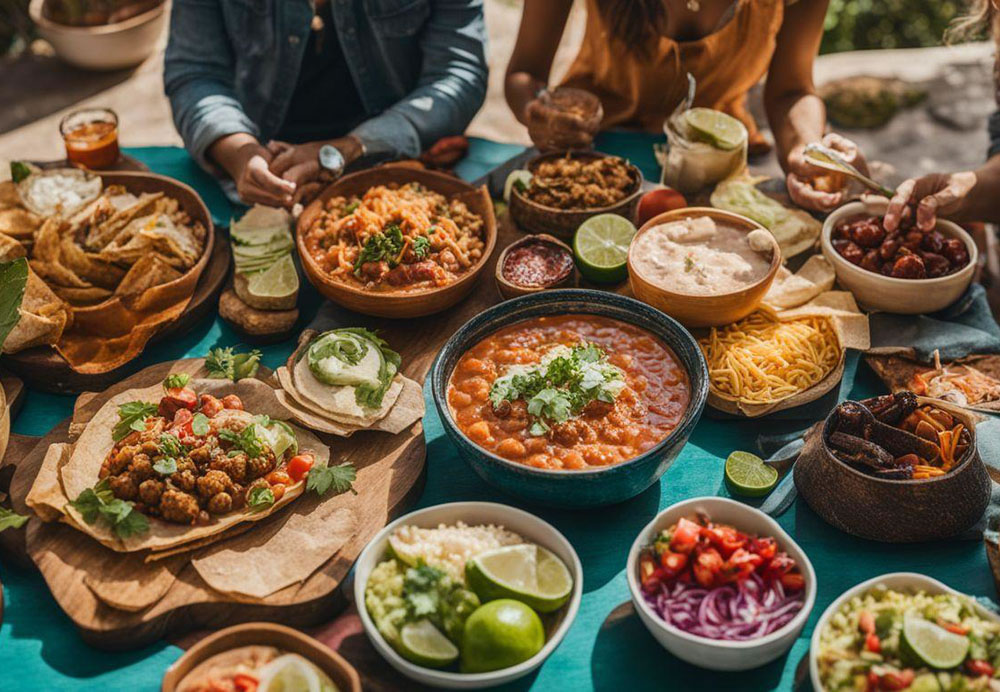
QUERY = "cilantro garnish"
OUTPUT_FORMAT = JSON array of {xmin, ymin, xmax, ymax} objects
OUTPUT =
[
  {"xmin": 306, "ymin": 462, "xmax": 357, "ymax": 497},
  {"xmin": 342, "ymin": 200, "xmax": 360, "ymax": 217},
  {"xmin": 153, "ymin": 457, "xmax": 178, "ymax": 476},
  {"xmin": 158, "ymin": 433, "xmax": 184, "ymax": 457},
  {"xmin": 191, "ymin": 412, "xmax": 210, "ymax": 436},
  {"xmin": 220, "ymin": 424, "xmax": 264, "ymax": 457},
  {"xmin": 205, "ymin": 346, "xmax": 261, "ymax": 381},
  {"xmin": 112, "ymin": 401, "xmax": 159, "ymax": 442},
  {"xmin": 412, "ymin": 235, "xmax": 431, "ymax": 259},
  {"xmin": 0, "ymin": 506, "xmax": 28, "ymax": 532},
  {"xmin": 68, "ymin": 478, "xmax": 149, "ymax": 539},
  {"xmin": 163, "ymin": 373, "xmax": 190, "ymax": 390},
  {"xmin": 247, "ymin": 486, "xmax": 275, "ymax": 511},
  {"xmin": 354, "ymin": 224, "xmax": 405, "ymax": 276}
]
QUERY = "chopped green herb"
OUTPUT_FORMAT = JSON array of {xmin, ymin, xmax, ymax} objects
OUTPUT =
[
  {"xmin": 163, "ymin": 373, "xmax": 191, "ymax": 390},
  {"xmin": 512, "ymin": 178, "xmax": 528, "ymax": 194},
  {"xmin": 247, "ymin": 486, "xmax": 275, "ymax": 511},
  {"xmin": 0, "ymin": 506, "xmax": 28, "ymax": 532},
  {"xmin": 9, "ymin": 161, "xmax": 32, "ymax": 184},
  {"xmin": 191, "ymin": 412, "xmax": 210, "ymax": 436},
  {"xmin": 68, "ymin": 478, "xmax": 149, "ymax": 538},
  {"xmin": 205, "ymin": 346, "xmax": 261, "ymax": 381},
  {"xmin": 158, "ymin": 433, "xmax": 184, "ymax": 458},
  {"xmin": 220, "ymin": 424, "xmax": 264, "ymax": 457},
  {"xmin": 342, "ymin": 200, "xmax": 360, "ymax": 216},
  {"xmin": 353, "ymin": 224, "xmax": 405, "ymax": 275},
  {"xmin": 112, "ymin": 401, "xmax": 159, "ymax": 442},
  {"xmin": 412, "ymin": 235, "xmax": 431, "ymax": 259},
  {"xmin": 306, "ymin": 462, "xmax": 357, "ymax": 497},
  {"xmin": 153, "ymin": 457, "xmax": 178, "ymax": 476}
]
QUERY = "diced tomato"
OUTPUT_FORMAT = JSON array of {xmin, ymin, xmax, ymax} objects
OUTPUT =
[
  {"xmin": 159, "ymin": 387, "xmax": 198, "ymax": 418},
  {"xmin": 966, "ymin": 659, "xmax": 995, "ymax": 677},
  {"xmin": 670, "ymin": 518, "xmax": 701, "ymax": 554},
  {"xmin": 866, "ymin": 671, "xmax": 880, "ymax": 692},
  {"xmin": 721, "ymin": 548, "xmax": 764, "ymax": 582},
  {"xmin": 865, "ymin": 633, "xmax": 881, "ymax": 653},
  {"xmin": 859, "ymin": 611, "xmax": 875, "ymax": 635},
  {"xmin": 938, "ymin": 618, "xmax": 970, "ymax": 636},
  {"xmin": 749, "ymin": 536, "xmax": 777, "ymax": 561},
  {"xmin": 878, "ymin": 670, "xmax": 914, "ymax": 690},
  {"xmin": 780, "ymin": 571, "xmax": 805, "ymax": 591},
  {"xmin": 221, "ymin": 394, "xmax": 244, "ymax": 411},
  {"xmin": 761, "ymin": 552, "xmax": 796, "ymax": 581},
  {"xmin": 198, "ymin": 394, "xmax": 224, "ymax": 418},
  {"xmin": 286, "ymin": 453, "xmax": 315, "ymax": 483},
  {"xmin": 170, "ymin": 407, "xmax": 194, "ymax": 436},
  {"xmin": 267, "ymin": 470, "xmax": 292, "ymax": 486},
  {"xmin": 639, "ymin": 553, "xmax": 658, "ymax": 589},
  {"xmin": 702, "ymin": 524, "xmax": 746, "ymax": 557},
  {"xmin": 233, "ymin": 673, "xmax": 259, "ymax": 692},
  {"xmin": 692, "ymin": 548, "xmax": 724, "ymax": 587}
]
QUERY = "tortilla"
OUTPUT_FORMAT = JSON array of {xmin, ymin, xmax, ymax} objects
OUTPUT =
[
  {"xmin": 192, "ymin": 506, "xmax": 357, "ymax": 599},
  {"xmin": 0, "ymin": 208, "xmax": 41, "ymax": 239},
  {"xmin": 50, "ymin": 377, "xmax": 330, "ymax": 553},
  {"xmin": 25, "ymin": 442, "xmax": 71, "ymax": 522},
  {"xmin": 114, "ymin": 253, "xmax": 182, "ymax": 298},
  {"xmin": 866, "ymin": 354, "xmax": 1000, "ymax": 413},
  {"xmin": 59, "ymin": 236, "xmax": 126, "ymax": 289},
  {"xmin": 764, "ymin": 255, "xmax": 836, "ymax": 309},
  {"xmin": 274, "ymin": 376, "xmax": 425, "ymax": 437},
  {"xmin": 0, "ymin": 181, "xmax": 20, "ymax": 210},
  {"xmin": 84, "ymin": 192, "xmax": 162, "ymax": 250},
  {"xmin": 3, "ymin": 270, "xmax": 71, "ymax": 352},
  {"xmin": 84, "ymin": 554, "xmax": 180, "ymax": 611},
  {"xmin": 0, "ymin": 233, "xmax": 27, "ymax": 261}
]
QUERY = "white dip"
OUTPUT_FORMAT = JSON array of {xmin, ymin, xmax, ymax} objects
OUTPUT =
[{"xmin": 632, "ymin": 216, "xmax": 775, "ymax": 295}]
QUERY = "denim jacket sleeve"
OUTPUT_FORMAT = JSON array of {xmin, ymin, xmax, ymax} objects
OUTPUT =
[
  {"xmin": 989, "ymin": 110, "xmax": 1000, "ymax": 160},
  {"xmin": 350, "ymin": 0, "xmax": 488, "ymax": 162},
  {"xmin": 163, "ymin": 0, "xmax": 260, "ymax": 172}
]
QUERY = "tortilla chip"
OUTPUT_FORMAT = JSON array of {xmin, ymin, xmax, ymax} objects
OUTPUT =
[
  {"xmin": 25, "ymin": 442, "xmax": 71, "ymax": 522},
  {"xmin": 192, "ymin": 506, "xmax": 357, "ymax": 599},
  {"xmin": 0, "ymin": 233, "xmax": 27, "ymax": 261},
  {"xmin": 0, "ymin": 208, "xmax": 41, "ymax": 239},
  {"xmin": 32, "ymin": 216, "xmax": 65, "ymax": 263},
  {"xmin": 113, "ymin": 253, "xmax": 182, "ymax": 299},
  {"xmin": 765, "ymin": 255, "xmax": 836, "ymax": 309},
  {"xmin": 51, "ymin": 284, "xmax": 113, "ymax": 305},
  {"xmin": 59, "ymin": 236, "xmax": 126, "ymax": 289},
  {"xmin": 0, "ymin": 181, "xmax": 19, "ymax": 210},
  {"xmin": 84, "ymin": 554, "xmax": 179, "ymax": 612},
  {"xmin": 84, "ymin": 192, "xmax": 163, "ymax": 250},
  {"xmin": 53, "ymin": 378, "xmax": 330, "ymax": 553}
]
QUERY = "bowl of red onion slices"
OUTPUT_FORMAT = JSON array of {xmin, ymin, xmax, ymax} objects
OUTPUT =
[{"xmin": 626, "ymin": 497, "xmax": 816, "ymax": 671}]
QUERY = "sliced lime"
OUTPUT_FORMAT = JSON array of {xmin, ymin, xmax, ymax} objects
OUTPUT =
[
  {"xmin": 572, "ymin": 213, "xmax": 636, "ymax": 284},
  {"xmin": 466, "ymin": 543, "xmax": 572, "ymax": 613},
  {"xmin": 901, "ymin": 614, "xmax": 970, "ymax": 669},
  {"xmin": 724, "ymin": 451, "xmax": 778, "ymax": 498},
  {"xmin": 684, "ymin": 108, "xmax": 746, "ymax": 151},
  {"xmin": 247, "ymin": 254, "xmax": 299, "ymax": 299},
  {"xmin": 257, "ymin": 653, "xmax": 322, "ymax": 692},
  {"xmin": 397, "ymin": 619, "xmax": 459, "ymax": 668},
  {"xmin": 504, "ymin": 169, "xmax": 533, "ymax": 203}
]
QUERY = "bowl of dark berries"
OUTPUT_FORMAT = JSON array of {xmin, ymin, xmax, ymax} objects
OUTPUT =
[{"xmin": 821, "ymin": 198, "xmax": 976, "ymax": 314}]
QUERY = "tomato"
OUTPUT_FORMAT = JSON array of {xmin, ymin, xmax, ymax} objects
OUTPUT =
[
  {"xmin": 865, "ymin": 633, "xmax": 881, "ymax": 653},
  {"xmin": 721, "ymin": 548, "xmax": 763, "ymax": 582},
  {"xmin": 221, "ymin": 394, "xmax": 244, "ymax": 411},
  {"xmin": 635, "ymin": 187, "xmax": 688, "ymax": 227},
  {"xmin": 749, "ymin": 536, "xmax": 777, "ymax": 561},
  {"xmin": 198, "ymin": 394, "xmax": 224, "ymax": 418},
  {"xmin": 170, "ymin": 407, "xmax": 194, "ymax": 436},
  {"xmin": 159, "ymin": 387, "xmax": 198, "ymax": 418},
  {"xmin": 866, "ymin": 671, "xmax": 880, "ymax": 692},
  {"xmin": 286, "ymin": 454, "xmax": 315, "ymax": 483},
  {"xmin": 692, "ymin": 548, "xmax": 723, "ymax": 587},
  {"xmin": 233, "ymin": 673, "xmax": 259, "ymax": 692},
  {"xmin": 938, "ymin": 618, "xmax": 970, "ymax": 636},
  {"xmin": 858, "ymin": 611, "xmax": 875, "ymax": 635},
  {"xmin": 703, "ymin": 524, "xmax": 746, "ymax": 557},
  {"xmin": 670, "ymin": 518, "xmax": 701, "ymax": 554},
  {"xmin": 966, "ymin": 659, "xmax": 995, "ymax": 677},
  {"xmin": 639, "ymin": 553, "xmax": 658, "ymax": 589},
  {"xmin": 878, "ymin": 670, "xmax": 914, "ymax": 690},
  {"xmin": 659, "ymin": 551, "xmax": 688, "ymax": 576},
  {"xmin": 267, "ymin": 470, "xmax": 292, "ymax": 486},
  {"xmin": 779, "ymin": 571, "xmax": 805, "ymax": 591},
  {"xmin": 762, "ymin": 552, "xmax": 796, "ymax": 581},
  {"xmin": 271, "ymin": 483, "xmax": 286, "ymax": 501}
]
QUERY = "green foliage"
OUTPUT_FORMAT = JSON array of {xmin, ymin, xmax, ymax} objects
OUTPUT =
[{"xmin": 821, "ymin": 1, "xmax": 978, "ymax": 54}]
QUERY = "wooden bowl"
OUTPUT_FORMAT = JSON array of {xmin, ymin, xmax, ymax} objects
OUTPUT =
[
  {"xmin": 494, "ymin": 234, "xmax": 576, "ymax": 300},
  {"xmin": 627, "ymin": 207, "xmax": 781, "ymax": 329},
  {"xmin": 794, "ymin": 400, "xmax": 991, "ymax": 542},
  {"xmin": 296, "ymin": 167, "xmax": 496, "ymax": 319},
  {"xmin": 508, "ymin": 151, "xmax": 643, "ymax": 238},
  {"xmin": 161, "ymin": 623, "xmax": 361, "ymax": 692}
]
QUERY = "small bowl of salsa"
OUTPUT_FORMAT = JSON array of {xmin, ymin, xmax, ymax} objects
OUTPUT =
[
  {"xmin": 59, "ymin": 107, "xmax": 120, "ymax": 169},
  {"xmin": 495, "ymin": 234, "xmax": 575, "ymax": 300}
]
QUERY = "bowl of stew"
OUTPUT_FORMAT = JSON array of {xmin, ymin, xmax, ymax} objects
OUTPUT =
[{"xmin": 430, "ymin": 289, "xmax": 708, "ymax": 507}]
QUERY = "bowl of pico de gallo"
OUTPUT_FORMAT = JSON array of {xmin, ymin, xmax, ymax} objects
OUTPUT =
[{"xmin": 626, "ymin": 496, "xmax": 816, "ymax": 671}]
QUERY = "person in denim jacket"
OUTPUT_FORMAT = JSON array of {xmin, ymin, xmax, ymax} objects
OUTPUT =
[{"xmin": 164, "ymin": 0, "xmax": 487, "ymax": 207}]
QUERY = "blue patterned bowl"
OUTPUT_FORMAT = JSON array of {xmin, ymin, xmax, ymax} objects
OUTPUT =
[{"xmin": 430, "ymin": 289, "xmax": 708, "ymax": 508}]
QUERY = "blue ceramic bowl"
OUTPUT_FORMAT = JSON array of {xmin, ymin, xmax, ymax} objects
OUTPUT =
[{"xmin": 430, "ymin": 289, "xmax": 709, "ymax": 508}]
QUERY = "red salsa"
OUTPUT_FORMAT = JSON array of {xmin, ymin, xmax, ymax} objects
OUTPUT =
[{"xmin": 502, "ymin": 239, "xmax": 574, "ymax": 288}]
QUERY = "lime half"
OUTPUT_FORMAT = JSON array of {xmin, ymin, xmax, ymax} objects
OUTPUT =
[
  {"xmin": 258, "ymin": 654, "xmax": 322, "ymax": 692},
  {"xmin": 504, "ymin": 169, "xmax": 533, "ymax": 202},
  {"xmin": 398, "ymin": 619, "xmax": 459, "ymax": 668},
  {"xmin": 901, "ymin": 614, "xmax": 970, "ymax": 669},
  {"xmin": 724, "ymin": 451, "xmax": 778, "ymax": 497},
  {"xmin": 247, "ymin": 253, "xmax": 299, "ymax": 298},
  {"xmin": 466, "ymin": 544, "xmax": 573, "ymax": 613},
  {"xmin": 573, "ymin": 213, "xmax": 636, "ymax": 284},
  {"xmin": 684, "ymin": 108, "xmax": 746, "ymax": 151}
]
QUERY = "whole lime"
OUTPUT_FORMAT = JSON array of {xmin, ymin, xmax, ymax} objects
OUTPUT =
[{"xmin": 460, "ymin": 599, "xmax": 545, "ymax": 673}]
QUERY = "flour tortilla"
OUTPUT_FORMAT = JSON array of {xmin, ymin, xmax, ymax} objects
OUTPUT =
[
  {"xmin": 55, "ymin": 377, "xmax": 330, "ymax": 553},
  {"xmin": 83, "ymin": 553, "xmax": 180, "ymax": 611},
  {"xmin": 279, "ymin": 364, "xmax": 404, "ymax": 428},
  {"xmin": 275, "ymin": 376, "xmax": 424, "ymax": 437}
]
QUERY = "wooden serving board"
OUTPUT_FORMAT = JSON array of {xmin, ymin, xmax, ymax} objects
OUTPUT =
[{"xmin": 1, "ymin": 358, "xmax": 426, "ymax": 650}]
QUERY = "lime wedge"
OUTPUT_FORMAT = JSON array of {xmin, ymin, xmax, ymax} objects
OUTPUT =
[
  {"xmin": 572, "ymin": 213, "xmax": 636, "ymax": 284},
  {"xmin": 398, "ymin": 619, "xmax": 459, "ymax": 668},
  {"xmin": 466, "ymin": 543, "xmax": 573, "ymax": 613},
  {"xmin": 724, "ymin": 451, "xmax": 778, "ymax": 497},
  {"xmin": 684, "ymin": 108, "xmax": 746, "ymax": 151},
  {"xmin": 901, "ymin": 614, "xmax": 970, "ymax": 669},
  {"xmin": 258, "ymin": 654, "xmax": 322, "ymax": 692},
  {"xmin": 247, "ymin": 254, "xmax": 299, "ymax": 299},
  {"xmin": 504, "ymin": 169, "xmax": 533, "ymax": 202}
]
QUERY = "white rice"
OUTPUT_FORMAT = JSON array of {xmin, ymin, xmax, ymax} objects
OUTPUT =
[{"xmin": 389, "ymin": 521, "xmax": 524, "ymax": 582}]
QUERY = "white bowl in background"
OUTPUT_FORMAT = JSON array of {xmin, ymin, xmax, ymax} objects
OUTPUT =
[
  {"xmin": 809, "ymin": 572, "xmax": 1000, "ymax": 691},
  {"xmin": 30, "ymin": 0, "xmax": 167, "ymax": 71},
  {"xmin": 626, "ymin": 496, "xmax": 816, "ymax": 671},
  {"xmin": 353, "ymin": 502, "xmax": 583, "ymax": 690},
  {"xmin": 821, "ymin": 199, "xmax": 976, "ymax": 314}
]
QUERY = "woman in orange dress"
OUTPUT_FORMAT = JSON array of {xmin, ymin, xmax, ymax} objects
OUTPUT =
[{"xmin": 505, "ymin": 0, "xmax": 864, "ymax": 212}]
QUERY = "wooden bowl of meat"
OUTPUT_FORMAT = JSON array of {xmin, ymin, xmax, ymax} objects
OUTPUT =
[
  {"xmin": 509, "ymin": 151, "xmax": 643, "ymax": 239},
  {"xmin": 794, "ymin": 392, "xmax": 990, "ymax": 542},
  {"xmin": 296, "ymin": 166, "xmax": 496, "ymax": 318}
]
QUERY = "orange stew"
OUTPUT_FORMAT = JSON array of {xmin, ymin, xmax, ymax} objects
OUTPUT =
[{"xmin": 447, "ymin": 315, "xmax": 690, "ymax": 470}]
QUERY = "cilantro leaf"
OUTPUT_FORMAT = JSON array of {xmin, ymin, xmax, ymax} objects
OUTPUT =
[
  {"xmin": 205, "ymin": 346, "xmax": 261, "ymax": 381},
  {"xmin": 10, "ymin": 161, "xmax": 32, "ymax": 184},
  {"xmin": 153, "ymin": 457, "xmax": 177, "ymax": 476},
  {"xmin": 0, "ymin": 506, "xmax": 28, "ymax": 532},
  {"xmin": 191, "ymin": 412, "xmax": 210, "ymax": 436},
  {"xmin": 247, "ymin": 486, "xmax": 275, "ymax": 512},
  {"xmin": 353, "ymin": 224, "xmax": 406, "ymax": 275},
  {"xmin": 158, "ymin": 433, "xmax": 184, "ymax": 458},
  {"xmin": 113, "ymin": 505, "xmax": 149, "ymax": 538},
  {"xmin": 219, "ymin": 424, "xmax": 264, "ymax": 457},
  {"xmin": 306, "ymin": 462, "xmax": 357, "ymax": 497},
  {"xmin": 112, "ymin": 401, "xmax": 158, "ymax": 442},
  {"xmin": 68, "ymin": 479, "xmax": 148, "ymax": 538},
  {"xmin": 163, "ymin": 373, "xmax": 191, "ymax": 390},
  {"xmin": 412, "ymin": 235, "xmax": 431, "ymax": 259}
]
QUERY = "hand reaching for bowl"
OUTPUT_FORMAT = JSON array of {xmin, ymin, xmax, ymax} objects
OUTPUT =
[
  {"xmin": 884, "ymin": 171, "xmax": 978, "ymax": 233},
  {"xmin": 786, "ymin": 133, "xmax": 869, "ymax": 213}
]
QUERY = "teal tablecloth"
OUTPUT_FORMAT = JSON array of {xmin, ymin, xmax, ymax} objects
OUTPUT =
[{"xmin": 1, "ymin": 137, "xmax": 995, "ymax": 692}]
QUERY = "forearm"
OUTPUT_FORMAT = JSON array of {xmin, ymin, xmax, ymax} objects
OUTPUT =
[
  {"xmin": 505, "ymin": 73, "xmax": 546, "ymax": 127},
  {"xmin": 208, "ymin": 133, "xmax": 260, "ymax": 181},
  {"xmin": 766, "ymin": 90, "xmax": 827, "ymax": 173},
  {"xmin": 504, "ymin": 0, "xmax": 572, "ymax": 126}
]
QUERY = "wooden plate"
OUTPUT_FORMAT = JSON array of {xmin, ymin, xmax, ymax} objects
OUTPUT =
[
  {"xmin": 2, "ymin": 358, "xmax": 425, "ymax": 649},
  {"xmin": 162, "ymin": 623, "xmax": 362, "ymax": 692},
  {"xmin": 5, "ymin": 170, "xmax": 229, "ymax": 393}
]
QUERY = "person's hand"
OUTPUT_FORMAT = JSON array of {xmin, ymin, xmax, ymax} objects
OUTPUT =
[
  {"xmin": 786, "ymin": 133, "xmax": 869, "ymax": 213},
  {"xmin": 267, "ymin": 137, "xmax": 363, "ymax": 206},
  {"xmin": 525, "ymin": 88, "xmax": 602, "ymax": 151},
  {"xmin": 884, "ymin": 171, "xmax": 977, "ymax": 232},
  {"xmin": 209, "ymin": 134, "xmax": 295, "ymax": 207}
]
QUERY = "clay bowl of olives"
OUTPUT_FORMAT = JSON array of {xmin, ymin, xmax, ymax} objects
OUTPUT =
[
  {"xmin": 821, "ymin": 198, "xmax": 976, "ymax": 314},
  {"xmin": 794, "ymin": 392, "xmax": 991, "ymax": 543}
]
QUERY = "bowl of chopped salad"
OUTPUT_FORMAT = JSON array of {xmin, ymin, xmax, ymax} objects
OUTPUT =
[
  {"xmin": 811, "ymin": 573, "xmax": 1000, "ymax": 691},
  {"xmin": 354, "ymin": 501, "xmax": 582, "ymax": 689},
  {"xmin": 627, "ymin": 496, "xmax": 816, "ymax": 671}
]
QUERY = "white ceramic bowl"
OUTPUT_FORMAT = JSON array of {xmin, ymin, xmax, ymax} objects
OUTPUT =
[
  {"xmin": 809, "ymin": 572, "xmax": 1000, "ymax": 691},
  {"xmin": 353, "ymin": 502, "xmax": 583, "ymax": 690},
  {"xmin": 30, "ymin": 0, "xmax": 168, "ymax": 71},
  {"xmin": 626, "ymin": 496, "xmax": 816, "ymax": 671},
  {"xmin": 821, "ymin": 199, "xmax": 976, "ymax": 314}
]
